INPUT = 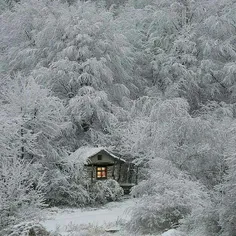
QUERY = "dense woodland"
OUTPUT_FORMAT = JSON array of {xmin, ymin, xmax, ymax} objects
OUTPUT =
[{"xmin": 1, "ymin": 0, "xmax": 236, "ymax": 235}]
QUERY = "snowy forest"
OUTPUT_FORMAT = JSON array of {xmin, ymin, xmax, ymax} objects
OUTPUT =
[{"xmin": 1, "ymin": 0, "xmax": 236, "ymax": 235}]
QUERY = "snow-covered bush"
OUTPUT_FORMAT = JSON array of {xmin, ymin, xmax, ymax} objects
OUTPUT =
[
  {"xmin": 128, "ymin": 166, "xmax": 210, "ymax": 234},
  {"xmin": 44, "ymin": 169, "xmax": 90, "ymax": 207},
  {"xmin": 89, "ymin": 179, "xmax": 124, "ymax": 204},
  {"xmin": 180, "ymin": 199, "xmax": 221, "ymax": 236},
  {"xmin": 2, "ymin": 222, "xmax": 51, "ymax": 236},
  {"xmin": 43, "ymin": 155, "xmax": 91, "ymax": 207},
  {"xmin": 0, "ymin": 158, "xmax": 45, "ymax": 231}
]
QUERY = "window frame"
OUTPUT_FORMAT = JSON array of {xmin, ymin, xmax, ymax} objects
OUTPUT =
[{"xmin": 96, "ymin": 166, "xmax": 107, "ymax": 179}]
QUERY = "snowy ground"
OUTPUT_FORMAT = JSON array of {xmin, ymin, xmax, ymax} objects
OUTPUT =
[{"xmin": 40, "ymin": 198, "xmax": 180, "ymax": 236}]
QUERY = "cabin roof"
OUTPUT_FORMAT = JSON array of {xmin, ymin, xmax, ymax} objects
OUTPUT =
[{"xmin": 69, "ymin": 146, "xmax": 126, "ymax": 164}]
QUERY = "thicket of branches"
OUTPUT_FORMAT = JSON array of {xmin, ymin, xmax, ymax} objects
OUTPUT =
[{"xmin": 1, "ymin": 0, "xmax": 236, "ymax": 235}]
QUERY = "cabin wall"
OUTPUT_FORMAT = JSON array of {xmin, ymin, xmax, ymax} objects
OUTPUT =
[
  {"xmin": 85, "ymin": 163, "xmax": 127, "ymax": 182},
  {"xmin": 84, "ymin": 162, "xmax": 137, "ymax": 184}
]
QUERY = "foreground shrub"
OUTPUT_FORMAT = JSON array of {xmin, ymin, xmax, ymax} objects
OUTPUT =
[
  {"xmin": 89, "ymin": 179, "xmax": 124, "ymax": 204},
  {"xmin": 128, "ymin": 171, "xmax": 210, "ymax": 234},
  {"xmin": 1, "ymin": 222, "xmax": 51, "ymax": 236},
  {"xmin": 43, "ymin": 154, "xmax": 91, "ymax": 207},
  {"xmin": 0, "ymin": 158, "xmax": 45, "ymax": 231},
  {"xmin": 44, "ymin": 168, "xmax": 90, "ymax": 207},
  {"xmin": 180, "ymin": 201, "xmax": 221, "ymax": 236}
]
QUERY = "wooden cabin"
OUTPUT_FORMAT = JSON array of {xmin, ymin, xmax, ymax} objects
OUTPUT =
[{"xmin": 70, "ymin": 146, "xmax": 137, "ymax": 193}]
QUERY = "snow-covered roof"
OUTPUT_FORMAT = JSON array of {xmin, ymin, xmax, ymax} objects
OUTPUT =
[{"xmin": 69, "ymin": 146, "xmax": 126, "ymax": 164}]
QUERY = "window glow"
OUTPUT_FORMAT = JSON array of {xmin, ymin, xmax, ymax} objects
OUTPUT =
[{"xmin": 96, "ymin": 166, "xmax": 107, "ymax": 179}]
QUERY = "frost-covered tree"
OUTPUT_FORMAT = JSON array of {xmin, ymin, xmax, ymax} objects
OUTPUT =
[
  {"xmin": 122, "ymin": 97, "xmax": 227, "ymax": 187},
  {"xmin": 0, "ymin": 0, "xmax": 19, "ymax": 12},
  {"xmin": 194, "ymin": 0, "xmax": 236, "ymax": 104},
  {"xmin": 0, "ymin": 157, "xmax": 45, "ymax": 231},
  {"xmin": 0, "ymin": 75, "xmax": 67, "ymax": 160}
]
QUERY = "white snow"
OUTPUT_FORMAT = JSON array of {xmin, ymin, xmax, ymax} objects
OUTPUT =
[
  {"xmin": 41, "ymin": 198, "xmax": 135, "ymax": 234},
  {"xmin": 41, "ymin": 198, "xmax": 180, "ymax": 236},
  {"xmin": 162, "ymin": 229, "xmax": 182, "ymax": 236}
]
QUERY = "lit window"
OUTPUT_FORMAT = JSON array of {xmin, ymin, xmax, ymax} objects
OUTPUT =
[{"xmin": 96, "ymin": 166, "xmax": 107, "ymax": 179}]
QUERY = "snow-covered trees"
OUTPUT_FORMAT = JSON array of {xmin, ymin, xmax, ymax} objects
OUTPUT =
[
  {"xmin": 0, "ymin": 75, "xmax": 67, "ymax": 160},
  {"xmin": 122, "ymin": 96, "xmax": 232, "ymax": 234},
  {"xmin": 216, "ymin": 118, "xmax": 236, "ymax": 236},
  {"xmin": 0, "ymin": 74, "xmax": 93, "ymax": 209},
  {"xmin": 113, "ymin": 3, "xmax": 236, "ymax": 233},
  {"xmin": 2, "ymin": 0, "xmax": 236, "ymax": 235},
  {"xmin": 0, "ymin": 0, "xmax": 141, "ymax": 142}
]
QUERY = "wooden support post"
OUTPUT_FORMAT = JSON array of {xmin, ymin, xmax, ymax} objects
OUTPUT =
[
  {"xmin": 91, "ymin": 165, "xmax": 94, "ymax": 183},
  {"xmin": 112, "ymin": 162, "xmax": 116, "ymax": 179},
  {"xmin": 117, "ymin": 163, "xmax": 122, "ymax": 182},
  {"xmin": 126, "ymin": 163, "xmax": 130, "ymax": 183},
  {"xmin": 135, "ymin": 166, "xmax": 139, "ymax": 185},
  {"xmin": 129, "ymin": 163, "xmax": 134, "ymax": 184}
]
